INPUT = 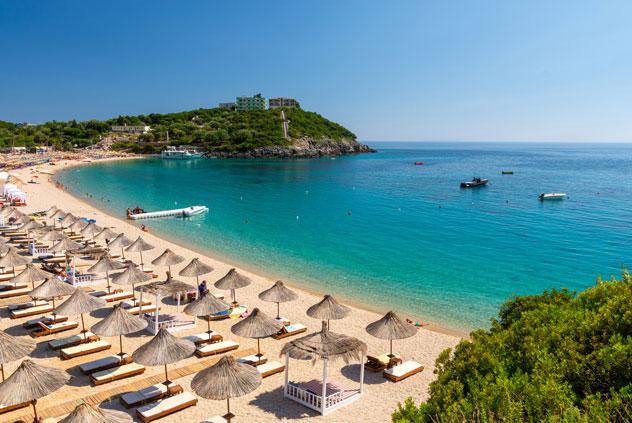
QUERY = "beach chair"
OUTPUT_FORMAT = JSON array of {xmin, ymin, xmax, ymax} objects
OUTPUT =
[
  {"xmin": 98, "ymin": 291, "xmax": 134, "ymax": 302},
  {"xmin": 383, "ymin": 360, "xmax": 424, "ymax": 382},
  {"xmin": 272, "ymin": 323, "xmax": 307, "ymax": 340},
  {"xmin": 256, "ymin": 361, "xmax": 285, "ymax": 378},
  {"xmin": 136, "ymin": 391, "xmax": 198, "ymax": 423},
  {"xmin": 91, "ymin": 362, "xmax": 146, "ymax": 385},
  {"xmin": 10, "ymin": 303, "xmax": 54, "ymax": 319},
  {"xmin": 365, "ymin": 353, "xmax": 402, "ymax": 372},
  {"xmin": 125, "ymin": 304, "xmax": 158, "ymax": 315},
  {"xmin": 60, "ymin": 339, "xmax": 111, "ymax": 359},
  {"xmin": 202, "ymin": 417, "xmax": 228, "ymax": 423},
  {"xmin": 237, "ymin": 354, "xmax": 267, "ymax": 367},
  {"xmin": 195, "ymin": 340, "xmax": 239, "ymax": 357},
  {"xmin": 48, "ymin": 332, "xmax": 99, "ymax": 350},
  {"xmin": 120, "ymin": 298, "xmax": 152, "ymax": 308},
  {"xmin": 0, "ymin": 401, "xmax": 30, "ymax": 415},
  {"xmin": 0, "ymin": 282, "xmax": 28, "ymax": 291},
  {"xmin": 0, "ymin": 286, "xmax": 30, "ymax": 299},
  {"xmin": 7, "ymin": 299, "xmax": 48, "ymax": 311},
  {"xmin": 120, "ymin": 382, "xmax": 182, "ymax": 408},
  {"xmin": 184, "ymin": 331, "xmax": 223, "ymax": 346},
  {"xmin": 79, "ymin": 353, "xmax": 131, "ymax": 374},
  {"xmin": 206, "ymin": 305, "xmax": 247, "ymax": 321},
  {"xmin": 31, "ymin": 320, "xmax": 79, "ymax": 337},
  {"xmin": 23, "ymin": 315, "xmax": 68, "ymax": 329}
]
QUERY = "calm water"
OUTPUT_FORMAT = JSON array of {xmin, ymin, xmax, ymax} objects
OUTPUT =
[{"xmin": 58, "ymin": 142, "xmax": 632, "ymax": 332}]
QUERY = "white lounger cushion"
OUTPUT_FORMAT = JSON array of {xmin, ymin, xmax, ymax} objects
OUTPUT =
[
  {"xmin": 137, "ymin": 392, "xmax": 197, "ymax": 419},
  {"xmin": 79, "ymin": 354, "xmax": 127, "ymax": 374},
  {"xmin": 49, "ymin": 332, "xmax": 96, "ymax": 349},
  {"xmin": 120, "ymin": 382, "xmax": 175, "ymax": 406},
  {"xmin": 196, "ymin": 340, "xmax": 239, "ymax": 355},
  {"xmin": 42, "ymin": 320, "xmax": 78, "ymax": 331},
  {"xmin": 256, "ymin": 361, "xmax": 284, "ymax": 376},
  {"xmin": 203, "ymin": 417, "xmax": 228, "ymax": 423},
  {"xmin": 185, "ymin": 331, "xmax": 220, "ymax": 343},
  {"xmin": 61, "ymin": 339, "xmax": 110, "ymax": 356},
  {"xmin": 7, "ymin": 300, "xmax": 48, "ymax": 310},
  {"xmin": 384, "ymin": 360, "xmax": 423, "ymax": 377},
  {"xmin": 91, "ymin": 363, "xmax": 145, "ymax": 382},
  {"xmin": 238, "ymin": 354, "xmax": 266, "ymax": 365},
  {"xmin": 11, "ymin": 304, "xmax": 53, "ymax": 317},
  {"xmin": 0, "ymin": 287, "xmax": 31, "ymax": 297},
  {"xmin": 126, "ymin": 304, "xmax": 157, "ymax": 314},
  {"xmin": 99, "ymin": 291, "xmax": 133, "ymax": 302}
]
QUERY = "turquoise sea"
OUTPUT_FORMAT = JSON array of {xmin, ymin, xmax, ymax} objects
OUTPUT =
[{"xmin": 57, "ymin": 142, "xmax": 632, "ymax": 332}]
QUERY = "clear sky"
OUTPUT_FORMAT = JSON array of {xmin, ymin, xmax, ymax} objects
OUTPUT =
[{"xmin": 1, "ymin": 1, "xmax": 632, "ymax": 142}]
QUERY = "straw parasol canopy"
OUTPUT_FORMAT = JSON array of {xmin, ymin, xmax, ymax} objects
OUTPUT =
[
  {"xmin": 10, "ymin": 264, "xmax": 52, "ymax": 289},
  {"xmin": 258, "ymin": 280, "xmax": 298, "ymax": 319},
  {"xmin": 88, "ymin": 255, "xmax": 125, "ymax": 294},
  {"xmin": 55, "ymin": 289, "xmax": 106, "ymax": 338},
  {"xmin": 231, "ymin": 308, "xmax": 283, "ymax": 358},
  {"xmin": 281, "ymin": 320, "xmax": 367, "ymax": 363},
  {"xmin": 306, "ymin": 294, "xmax": 351, "ymax": 329},
  {"xmin": 142, "ymin": 275, "xmax": 195, "ymax": 296},
  {"xmin": 29, "ymin": 277, "xmax": 76, "ymax": 312},
  {"xmin": 36, "ymin": 227, "xmax": 64, "ymax": 242},
  {"xmin": 94, "ymin": 227, "xmax": 118, "ymax": 244},
  {"xmin": 0, "ymin": 243, "xmax": 8, "ymax": 256},
  {"xmin": 178, "ymin": 258, "xmax": 213, "ymax": 291},
  {"xmin": 51, "ymin": 236, "xmax": 83, "ymax": 253},
  {"xmin": 68, "ymin": 218, "xmax": 88, "ymax": 234},
  {"xmin": 50, "ymin": 209, "xmax": 66, "ymax": 227},
  {"xmin": 0, "ymin": 330, "xmax": 35, "ymax": 381},
  {"xmin": 80, "ymin": 221, "xmax": 102, "ymax": 240},
  {"xmin": 46, "ymin": 205, "xmax": 58, "ymax": 216},
  {"xmin": 59, "ymin": 401, "xmax": 133, "ymax": 423},
  {"xmin": 0, "ymin": 247, "xmax": 31, "ymax": 277},
  {"xmin": 0, "ymin": 359, "xmax": 70, "ymax": 421},
  {"xmin": 151, "ymin": 248, "xmax": 184, "ymax": 275},
  {"xmin": 191, "ymin": 355, "xmax": 261, "ymax": 422},
  {"xmin": 133, "ymin": 327, "xmax": 195, "ymax": 384},
  {"xmin": 18, "ymin": 220, "xmax": 43, "ymax": 239},
  {"xmin": 111, "ymin": 265, "xmax": 152, "ymax": 300},
  {"xmin": 125, "ymin": 236, "xmax": 154, "ymax": 268},
  {"xmin": 214, "ymin": 268, "xmax": 251, "ymax": 306},
  {"xmin": 107, "ymin": 233, "xmax": 131, "ymax": 259},
  {"xmin": 183, "ymin": 292, "xmax": 230, "ymax": 341},
  {"xmin": 92, "ymin": 304, "xmax": 148, "ymax": 356},
  {"xmin": 59, "ymin": 213, "xmax": 77, "ymax": 228},
  {"xmin": 365, "ymin": 311, "xmax": 417, "ymax": 357}
]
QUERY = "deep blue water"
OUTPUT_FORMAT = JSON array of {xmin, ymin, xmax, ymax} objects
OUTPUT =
[{"xmin": 58, "ymin": 142, "xmax": 632, "ymax": 332}]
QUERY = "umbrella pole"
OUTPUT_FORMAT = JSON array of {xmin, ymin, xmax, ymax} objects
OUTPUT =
[
  {"xmin": 256, "ymin": 338, "xmax": 261, "ymax": 358},
  {"xmin": 390, "ymin": 339, "xmax": 393, "ymax": 357},
  {"xmin": 277, "ymin": 302, "xmax": 280, "ymax": 320},
  {"xmin": 224, "ymin": 396, "xmax": 234, "ymax": 422},
  {"xmin": 121, "ymin": 247, "xmax": 125, "ymax": 259},
  {"xmin": 195, "ymin": 275, "xmax": 200, "ymax": 299},
  {"xmin": 119, "ymin": 334, "xmax": 124, "ymax": 356},
  {"xmin": 1, "ymin": 363, "xmax": 4, "ymax": 381},
  {"xmin": 106, "ymin": 270, "xmax": 111, "ymax": 294},
  {"xmin": 207, "ymin": 319, "xmax": 212, "ymax": 338},
  {"xmin": 81, "ymin": 313, "xmax": 87, "ymax": 339},
  {"xmin": 52, "ymin": 297, "xmax": 56, "ymax": 316},
  {"xmin": 31, "ymin": 399, "xmax": 38, "ymax": 423},
  {"xmin": 164, "ymin": 364, "xmax": 170, "ymax": 385},
  {"xmin": 139, "ymin": 251, "xmax": 144, "ymax": 270},
  {"xmin": 132, "ymin": 282, "xmax": 136, "ymax": 301}
]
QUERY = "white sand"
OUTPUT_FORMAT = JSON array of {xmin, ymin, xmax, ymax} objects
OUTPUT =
[{"xmin": 0, "ymin": 158, "xmax": 461, "ymax": 423}]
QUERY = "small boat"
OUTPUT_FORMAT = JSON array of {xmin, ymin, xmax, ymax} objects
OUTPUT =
[
  {"xmin": 460, "ymin": 177, "xmax": 489, "ymax": 188},
  {"xmin": 501, "ymin": 171, "xmax": 514, "ymax": 175},
  {"xmin": 127, "ymin": 206, "xmax": 208, "ymax": 220},
  {"xmin": 414, "ymin": 161, "xmax": 424, "ymax": 166},
  {"xmin": 539, "ymin": 193, "xmax": 566, "ymax": 201},
  {"xmin": 182, "ymin": 206, "xmax": 208, "ymax": 217}
]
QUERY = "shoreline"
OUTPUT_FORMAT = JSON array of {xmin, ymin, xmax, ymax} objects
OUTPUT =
[{"xmin": 54, "ymin": 157, "xmax": 468, "ymax": 339}]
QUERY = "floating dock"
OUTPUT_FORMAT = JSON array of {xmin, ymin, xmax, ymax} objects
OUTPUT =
[{"xmin": 128, "ymin": 206, "xmax": 208, "ymax": 220}]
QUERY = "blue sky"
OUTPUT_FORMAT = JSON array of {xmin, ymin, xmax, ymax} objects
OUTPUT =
[{"xmin": 1, "ymin": 1, "xmax": 632, "ymax": 142}]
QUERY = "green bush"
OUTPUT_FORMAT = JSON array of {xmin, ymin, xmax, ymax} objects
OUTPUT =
[{"xmin": 393, "ymin": 272, "xmax": 632, "ymax": 423}]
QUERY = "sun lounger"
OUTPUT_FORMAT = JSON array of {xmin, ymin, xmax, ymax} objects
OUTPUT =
[
  {"xmin": 275, "ymin": 316, "xmax": 291, "ymax": 325},
  {"xmin": 7, "ymin": 299, "xmax": 48, "ymax": 311},
  {"xmin": 120, "ymin": 298, "xmax": 151, "ymax": 308},
  {"xmin": 203, "ymin": 417, "xmax": 228, "ymax": 423},
  {"xmin": 0, "ymin": 274, "xmax": 20, "ymax": 283},
  {"xmin": 383, "ymin": 360, "xmax": 424, "ymax": 382},
  {"xmin": 23, "ymin": 315, "xmax": 67, "ymax": 329},
  {"xmin": 42, "ymin": 255, "xmax": 67, "ymax": 264},
  {"xmin": 195, "ymin": 340, "xmax": 239, "ymax": 357},
  {"xmin": 120, "ymin": 382, "xmax": 182, "ymax": 408},
  {"xmin": 60, "ymin": 339, "xmax": 111, "ymax": 359},
  {"xmin": 31, "ymin": 320, "xmax": 79, "ymax": 337},
  {"xmin": 272, "ymin": 323, "xmax": 307, "ymax": 340},
  {"xmin": 184, "ymin": 331, "xmax": 223, "ymax": 346},
  {"xmin": 137, "ymin": 392, "xmax": 197, "ymax": 422},
  {"xmin": 98, "ymin": 291, "xmax": 134, "ymax": 302},
  {"xmin": 10, "ymin": 303, "xmax": 54, "ymax": 319},
  {"xmin": 49, "ymin": 331, "xmax": 99, "ymax": 350},
  {"xmin": 126, "ymin": 304, "xmax": 158, "ymax": 315},
  {"xmin": 0, "ymin": 286, "xmax": 30, "ymax": 299},
  {"xmin": 91, "ymin": 362, "xmax": 146, "ymax": 385},
  {"xmin": 256, "ymin": 361, "xmax": 285, "ymax": 378},
  {"xmin": 365, "ymin": 353, "xmax": 402, "ymax": 372},
  {"xmin": 79, "ymin": 353, "xmax": 131, "ymax": 374},
  {"xmin": 206, "ymin": 305, "xmax": 247, "ymax": 321},
  {"xmin": 0, "ymin": 401, "xmax": 30, "ymax": 415},
  {"xmin": 237, "ymin": 354, "xmax": 267, "ymax": 366}
]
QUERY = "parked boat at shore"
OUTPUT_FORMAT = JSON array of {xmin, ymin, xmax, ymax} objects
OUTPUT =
[{"xmin": 460, "ymin": 177, "xmax": 489, "ymax": 188}]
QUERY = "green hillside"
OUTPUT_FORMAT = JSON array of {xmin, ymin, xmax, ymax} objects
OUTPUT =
[{"xmin": 0, "ymin": 108, "xmax": 356, "ymax": 153}]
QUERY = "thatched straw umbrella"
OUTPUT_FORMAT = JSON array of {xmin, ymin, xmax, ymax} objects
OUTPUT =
[
  {"xmin": 0, "ymin": 243, "xmax": 8, "ymax": 256},
  {"xmin": 68, "ymin": 218, "xmax": 88, "ymax": 234},
  {"xmin": 0, "ymin": 247, "xmax": 31, "ymax": 277},
  {"xmin": 80, "ymin": 221, "xmax": 102, "ymax": 241},
  {"xmin": 55, "ymin": 289, "xmax": 106, "ymax": 339},
  {"xmin": 132, "ymin": 327, "xmax": 195, "ymax": 385},
  {"xmin": 10, "ymin": 264, "xmax": 52, "ymax": 289},
  {"xmin": 0, "ymin": 359, "xmax": 70, "ymax": 422},
  {"xmin": 178, "ymin": 257, "xmax": 213, "ymax": 293},
  {"xmin": 107, "ymin": 233, "xmax": 131, "ymax": 259},
  {"xmin": 142, "ymin": 275, "xmax": 195, "ymax": 312},
  {"xmin": 0, "ymin": 330, "xmax": 35, "ymax": 381},
  {"xmin": 36, "ymin": 227, "xmax": 64, "ymax": 243},
  {"xmin": 183, "ymin": 292, "xmax": 229, "ymax": 341},
  {"xmin": 59, "ymin": 213, "xmax": 76, "ymax": 228},
  {"xmin": 46, "ymin": 205, "xmax": 58, "ymax": 216},
  {"xmin": 306, "ymin": 294, "xmax": 350, "ymax": 330},
  {"xmin": 29, "ymin": 277, "xmax": 76, "ymax": 312},
  {"xmin": 94, "ymin": 227, "xmax": 118, "ymax": 245},
  {"xmin": 51, "ymin": 236, "xmax": 83, "ymax": 268},
  {"xmin": 125, "ymin": 236, "xmax": 154, "ymax": 270},
  {"xmin": 111, "ymin": 265, "xmax": 152, "ymax": 301},
  {"xmin": 191, "ymin": 355, "xmax": 261, "ymax": 423},
  {"xmin": 214, "ymin": 268, "xmax": 251, "ymax": 306},
  {"xmin": 258, "ymin": 280, "xmax": 298, "ymax": 319},
  {"xmin": 18, "ymin": 220, "xmax": 43, "ymax": 242},
  {"xmin": 366, "ymin": 311, "xmax": 417, "ymax": 357},
  {"xmin": 87, "ymin": 255, "xmax": 125, "ymax": 294},
  {"xmin": 49, "ymin": 209, "xmax": 66, "ymax": 228},
  {"xmin": 231, "ymin": 308, "xmax": 282, "ymax": 359},
  {"xmin": 92, "ymin": 304, "xmax": 148, "ymax": 357},
  {"xmin": 59, "ymin": 401, "xmax": 132, "ymax": 423},
  {"xmin": 151, "ymin": 248, "xmax": 184, "ymax": 276}
]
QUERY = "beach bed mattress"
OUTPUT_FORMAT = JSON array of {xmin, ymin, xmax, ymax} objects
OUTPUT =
[
  {"xmin": 0, "ymin": 286, "xmax": 30, "ymax": 299},
  {"xmin": 136, "ymin": 391, "xmax": 197, "ymax": 423},
  {"xmin": 49, "ymin": 331, "xmax": 98, "ymax": 350},
  {"xmin": 31, "ymin": 320, "xmax": 78, "ymax": 337},
  {"xmin": 91, "ymin": 362, "xmax": 145, "ymax": 385},
  {"xmin": 195, "ymin": 340, "xmax": 239, "ymax": 357},
  {"xmin": 10, "ymin": 303, "xmax": 54, "ymax": 318},
  {"xmin": 61, "ymin": 339, "xmax": 111, "ymax": 359},
  {"xmin": 257, "ymin": 361, "xmax": 285, "ymax": 378},
  {"xmin": 184, "ymin": 331, "xmax": 223, "ymax": 345},
  {"xmin": 272, "ymin": 323, "xmax": 307, "ymax": 340},
  {"xmin": 120, "ymin": 382, "xmax": 180, "ymax": 408},
  {"xmin": 79, "ymin": 353, "xmax": 130, "ymax": 374},
  {"xmin": 383, "ymin": 360, "xmax": 424, "ymax": 382},
  {"xmin": 7, "ymin": 299, "xmax": 48, "ymax": 311}
]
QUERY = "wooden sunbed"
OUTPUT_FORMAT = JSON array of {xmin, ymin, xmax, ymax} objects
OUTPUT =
[
  {"xmin": 0, "ymin": 274, "xmax": 19, "ymax": 283},
  {"xmin": 195, "ymin": 340, "xmax": 239, "ymax": 358},
  {"xmin": 365, "ymin": 353, "xmax": 402, "ymax": 372},
  {"xmin": 0, "ymin": 401, "xmax": 30, "ymax": 415},
  {"xmin": 49, "ymin": 331, "xmax": 99, "ymax": 350},
  {"xmin": 98, "ymin": 291, "xmax": 134, "ymax": 302},
  {"xmin": 203, "ymin": 417, "xmax": 228, "ymax": 423},
  {"xmin": 60, "ymin": 339, "xmax": 111, "ymax": 359},
  {"xmin": 184, "ymin": 331, "xmax": 223, "ymax": 346},
  {"xmin": 206, "ymin": 305, "xmax": 247, "ymax": 321},
  {"xmin": 10, "ymin": 303, "xmax": 54, "ymax": 319},
  {"xmin": 121, "ymin": 298, "xmax": 152, "ymax": 308},
  {"xmin": 126, "ymin": 304, "xmax": 158, "ymax": 315},
  {"xmin": 120, "ymin": 382, "xmax": 182, "ymax": 408},
  {"xmin": 257, "ymin": 361, "xmax": 285, "ymax": 378},
  {"xmin": 42, "ymin": 255, "xmax": 67, "ymax": 264},
  {"xmin": 136, "ymin": 392, "xmax": 197, "ymax": 423},
  {"xmin": 7, "ymin": 299, "xmax": 48, "ymax": 311},
  {"xmin": 0, "ymin": 286, "xmax": 30, "ymax": 299},
  {"xmin": 91, "ymin": 362, "xmax": 146, "ymax": 385},
  {"xmin": 237, "ymin": 354, "xmax": 267, "ymax": 367},
  {"xmin": 23, "ymin": 314, "xmax": 67, "ymax": 329},
  {"xmin": 272, "ymin": 323, "xmax": 307, "ymax": 340},
  {"xmin": 79, "ymin": 353, "xmax": 131, "ymax": 374},
  {"xmin": 383, "ymin": 360, "xmax": 424, "ymax": 382},
  {"xmin": 31, "ymin": 320, "xmax": 79, "ymax": 337}
]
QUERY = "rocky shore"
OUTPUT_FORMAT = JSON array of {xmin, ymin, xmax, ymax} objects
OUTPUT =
[{"xmin": 205, "ymin": 137, "xmax": 375, "ymax": 158}]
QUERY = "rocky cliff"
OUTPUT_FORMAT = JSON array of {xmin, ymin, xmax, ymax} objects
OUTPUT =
[{"xmin": 205, "ymin": 137, "xmax": 375, "ymax": 158}]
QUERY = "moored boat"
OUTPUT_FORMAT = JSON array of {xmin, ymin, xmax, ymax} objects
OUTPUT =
[
  {"xmin": 539, "ymin": 193, "xmax": 566, "ymax": 200},
  {"xmin": 161, "ymin": 146, "xmax": 203, "ymax": 160},
  {"xmin": 460, "ymin": 177, "xmax": 489, "ymax": 188},
  {"xmin": 501, "ymin": 170, "xmax": 513, "ymax": 175}
]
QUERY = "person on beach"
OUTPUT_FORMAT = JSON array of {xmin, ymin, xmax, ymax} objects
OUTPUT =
[
  {"xmin": 199, "ymin": 280, "xmax": 208, "ymax": 297},
  {"xmin": 141, "ymin": 224, "xmax": 148, "ymax": 232}
]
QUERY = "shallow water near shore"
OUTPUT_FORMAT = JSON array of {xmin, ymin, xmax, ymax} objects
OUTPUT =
[{"xmin": 57, "ymin": 142, "xmax": 632, "ymax": 332}]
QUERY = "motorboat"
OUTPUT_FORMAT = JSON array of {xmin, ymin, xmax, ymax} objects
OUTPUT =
[
  {"xmin": 460, "ymin": 177, "xmax": 489, "ymax": 188},
  {"xmin": 161, "ymin": 146, "xmax": 203, "ymax": 160},
  {"xmin": 414, "ymin": 161, "xmax": 424, "ymax": 165},
  {"xmin": 127, "ymin": 205, "xmax": 208, "ymax": 220},
  {"xmin": 182, "ymin": 206, "xmax": 208, "ymax": 217},
  {"xmin": 501, "ymin": 170, "xmax": 514, "ymax": 175},
  {"xmin": 539, "ymin": 193, "xmax": 566, "ymax": 200}
]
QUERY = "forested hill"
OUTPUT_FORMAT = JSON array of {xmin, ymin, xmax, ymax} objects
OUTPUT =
[{"xmin": 0, "ymin": 108, "xmax": 366, "ymax": 156}]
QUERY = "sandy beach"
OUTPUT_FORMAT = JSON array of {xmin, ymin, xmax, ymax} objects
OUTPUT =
[{"xmin": 0, "ymin": 157, "xmax": 460, "ymax": 423}]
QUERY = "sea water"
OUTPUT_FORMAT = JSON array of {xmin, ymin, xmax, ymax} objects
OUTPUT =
[{"xmin": 58, "ymin": 142, "xmax": 632, "ymax": 332}]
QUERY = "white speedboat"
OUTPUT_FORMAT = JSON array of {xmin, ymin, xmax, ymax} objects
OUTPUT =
[
  {"xmin": 182, "ymin": 206, "xmax": 208, "ymax": 217},
  {"xmin": 539, "ymin": 193, "xmax": 567, "ymax": 200},
  {"xmin": 161, "ymin": 146, "xmax": 203, "ymax": 160}
]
